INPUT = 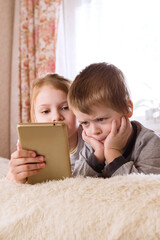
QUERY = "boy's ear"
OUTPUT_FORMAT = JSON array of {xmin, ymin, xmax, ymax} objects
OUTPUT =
[{"xmin": 126, "ymin": 99, "xmax": 133, "ymax": 118}]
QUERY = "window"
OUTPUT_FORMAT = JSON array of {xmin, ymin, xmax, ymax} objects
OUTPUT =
[{"xmin": 56, "ymin": 0, "xmax": 160, "ymax": 131}]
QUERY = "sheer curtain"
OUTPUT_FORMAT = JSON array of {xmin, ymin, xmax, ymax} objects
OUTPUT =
[{"xmin": 56, "ymin": 0, "xmax": 160, "ymax": 131}]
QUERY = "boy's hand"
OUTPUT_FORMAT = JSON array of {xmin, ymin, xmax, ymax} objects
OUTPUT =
[
  {"xmin": 6, "ymin": 150, "xmax": 46, "ymax": 183},
  {"xmin": 104, "ymin": 117, "xmax": 132, "ymax": 164},
  {"xmin": 82, "ymin": 130, "xmax": 105, "ymax": 163}
]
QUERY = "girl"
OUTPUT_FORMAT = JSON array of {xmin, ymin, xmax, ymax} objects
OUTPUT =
[{"xmin": 6, "ymin": 74, "xmax": 84, "ymax": 183}]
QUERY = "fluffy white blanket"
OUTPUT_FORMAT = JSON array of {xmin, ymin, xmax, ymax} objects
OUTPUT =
[
  {"xmin": 0, "ymin": 157, "xmax": 9, "ymax": 178},
  {"xmin": 0, "ymin": 174, "xmax": 160, "ymax": 240}
]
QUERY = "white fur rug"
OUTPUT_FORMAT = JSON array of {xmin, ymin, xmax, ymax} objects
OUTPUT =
[
  {"xmin": 0, "ymin": 157, "xmax": 9, "ymax": 178},
  {"xmin": 0, "ymin": 174, "xmax": 160, "ymax": 240}
]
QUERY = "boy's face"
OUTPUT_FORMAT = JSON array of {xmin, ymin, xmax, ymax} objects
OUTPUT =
[
  {"xmin": 34, "ymin": 85, "xmax": 78, "ymax": 139},
  {"xmin": 73, "ymin": 105, "xmax": 126, "ymax": 143}
]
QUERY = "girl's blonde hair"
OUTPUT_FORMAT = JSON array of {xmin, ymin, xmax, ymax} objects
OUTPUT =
[
  {"xmin": 30, "ymin": 73, "xmax": 71, "ymax": 122},
  {"xmin": 68, "ymin": 62, "xmax": 131, "ymax": 114}
]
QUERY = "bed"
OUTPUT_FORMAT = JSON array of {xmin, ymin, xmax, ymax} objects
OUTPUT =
[
  {"xmin": 0, "ymin": 157, "xmax": 9, "ymax": 178},
  {"xmin": 0, "ymin": 158, "xmax": 160, "ymax": 240}
]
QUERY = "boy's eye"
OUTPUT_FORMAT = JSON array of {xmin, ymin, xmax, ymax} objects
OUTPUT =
[
  {"xmin": 97, "ymin": 118, "xmax": 106, "ymax": 122},
  {"xmin": 81, "ymin": 121, "xmax": 89, "ymax": 126}
]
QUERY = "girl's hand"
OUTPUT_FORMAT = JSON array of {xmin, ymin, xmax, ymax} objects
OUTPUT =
[
  {"xmin": 104, "ymin": 117, "xmax": 132, "ymax": 163},
  {"xmin": 82, "ymin": 130, "xmax": 105, "ymax": 163},
  {"xmin": 6, "ymin": 150, "xmax": 46, "ymax": 183}
]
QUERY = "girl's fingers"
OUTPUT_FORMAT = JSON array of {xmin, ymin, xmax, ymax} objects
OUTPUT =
[
  {"xmin": 17, "ymin": 169, "xmax": 42, "ymax": 179},
  {"xmin": 7, "ymin": 159, "xmax": 45, "ymax": 183},
  {"xmin": 11, "ymin": 149, "xmax": 36, "ymax": 159},
  {"xmin": 9, "ymin": 155, "xmax": 45, "ymax": 168},
  {"xmin": 13, "ymin": 161, "xmax": 46, "ymax": 174},
  {"xmin": 17, "ymin": 140, "xmax": 21, "ymax": 150},
  {"xmin": 8, "ymin": 168, "xmax": 43, "ymax": 182}
]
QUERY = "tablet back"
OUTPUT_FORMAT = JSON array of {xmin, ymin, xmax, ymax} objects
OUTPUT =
[{"xmin": 17, "ymin": 122, "xmax": 71, "ymax": 184}]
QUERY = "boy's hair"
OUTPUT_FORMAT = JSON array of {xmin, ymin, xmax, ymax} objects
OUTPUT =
[
  {"xmin": 68, "ymin": 62, "xmax": 131, "ymax": 114},
  {"xmin": 30, "ymin": 73, "xmax": 71, "ymax": 121}
]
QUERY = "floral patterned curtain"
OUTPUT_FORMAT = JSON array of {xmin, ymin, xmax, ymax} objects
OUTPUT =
[{"xmin": 19, "ymin": 0, "xmax": 61, "ymax": 122}]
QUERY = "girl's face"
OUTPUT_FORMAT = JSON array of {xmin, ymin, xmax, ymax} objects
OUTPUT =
[{"xmin": 34, "ymin": 85, "xmax": 78, "ymax": 139}]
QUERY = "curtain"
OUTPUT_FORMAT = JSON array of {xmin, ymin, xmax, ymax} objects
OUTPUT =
[
  {"xmin": 56, "ymin": 0, "xmax": 160, "ymax": 132},
  {"xmin": 19, "ymin": 0, "xmax": 61, "ymax": 123}
]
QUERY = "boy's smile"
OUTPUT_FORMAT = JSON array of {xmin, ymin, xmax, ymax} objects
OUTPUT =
[{"xmin": 73, "ymin": 105, "xmax": 125, "ymax": 142}]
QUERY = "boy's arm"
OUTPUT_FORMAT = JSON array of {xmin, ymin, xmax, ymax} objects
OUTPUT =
[
  {"xmin": 75, "ymin": 118, "xmax": 132, "ymax": 177},
  {"xmin": 104, "ymin": 117, "xmax": 132, "ymax": 164},
  {"xmin": 83, "ymin": 117, "xmax": 132, "ymax": 165},
  {"xmin": 102, "ymin": 156, "xmax": 138, "ymax": 177},
  {"xmin": 103, "ymin": 119, "xmax": 136, "ymax": 177},
  {"xmin": 72, "ymin": 142, "xmax": 104, "ymax": 177},
  {"xmin": 104, "ymin": 125, "xmax": 160, "ymax": 177}
]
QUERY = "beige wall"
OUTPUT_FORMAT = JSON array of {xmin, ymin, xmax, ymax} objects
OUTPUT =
[
  {"xmin": 10, "ymin": 0, "xmax": 19, "ymax": 156},
  {"xmin": 0, "ymin": 1, "xmax": 15, "ymax": 158}
]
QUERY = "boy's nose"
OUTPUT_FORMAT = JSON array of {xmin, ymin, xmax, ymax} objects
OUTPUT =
[{"xmin": 89, "ymin": 124, "xmax": 102, "ymax": 136}]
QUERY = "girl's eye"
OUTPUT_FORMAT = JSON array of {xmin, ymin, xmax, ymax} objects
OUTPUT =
[
  {"xmin": 61, "ymin": 106, "xmax": 69, "ymax": 110},
  {"xmin": 42, "ymin": 110, "xmax": 50, "ymax": 114}
]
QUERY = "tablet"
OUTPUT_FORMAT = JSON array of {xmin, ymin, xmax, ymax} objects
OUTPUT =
[{"xmin": 17, "ymin": 122, "xmax": 72, "ymax": 184}]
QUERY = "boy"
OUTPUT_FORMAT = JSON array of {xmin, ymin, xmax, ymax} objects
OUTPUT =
[{"xmin": 68, "ymin": 62, "xmax": 160, "ymax": 177}]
